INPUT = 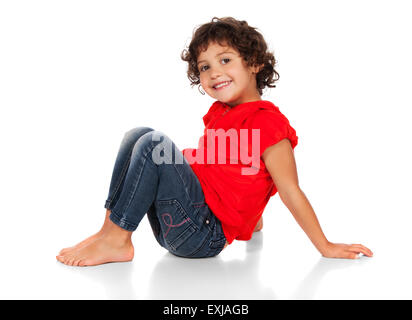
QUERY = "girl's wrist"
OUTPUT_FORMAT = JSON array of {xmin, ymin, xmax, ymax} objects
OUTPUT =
[{"xmin": 317, "ymin": 240, "xmax": 332, "ymax": 255}]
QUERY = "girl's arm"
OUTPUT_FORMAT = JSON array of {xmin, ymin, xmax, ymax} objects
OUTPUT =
[{"xmin": 262, "ymin": 139, "xmax": 373, "ymax": 259}]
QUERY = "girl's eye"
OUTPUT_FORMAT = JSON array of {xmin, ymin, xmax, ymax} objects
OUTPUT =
[
  {"xmin": 199, "ymin": 65, "xmax": 209, "ymax": 72},
  {"xmin": 199, "ymin": 58, "xmax": 230, "ymax": 72}
]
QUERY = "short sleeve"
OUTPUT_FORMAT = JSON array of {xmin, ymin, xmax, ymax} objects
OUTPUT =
[{"xmin": 252, "ymin": 109, "xmax": 298, "ymax": 158}]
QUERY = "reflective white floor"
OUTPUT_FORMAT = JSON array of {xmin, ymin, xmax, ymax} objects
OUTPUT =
[{"xmin": 0, "ymin": 197, "xmax": 410, "ymax": 300}]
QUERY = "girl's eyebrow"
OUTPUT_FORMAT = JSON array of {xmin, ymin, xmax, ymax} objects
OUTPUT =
[{"xmin": 197, "ymin": 51, "xmax": 236, "ymax": 65}]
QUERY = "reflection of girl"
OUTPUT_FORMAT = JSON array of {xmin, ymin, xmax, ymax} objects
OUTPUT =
[{"xmin": 56, "ymin": 17, "xmax": 372, "ymax": 266}]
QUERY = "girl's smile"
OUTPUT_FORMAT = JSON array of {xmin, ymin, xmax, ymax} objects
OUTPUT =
[{"xmin": 213, "ymin": 80, "xmax": 232, "ymax": 90}]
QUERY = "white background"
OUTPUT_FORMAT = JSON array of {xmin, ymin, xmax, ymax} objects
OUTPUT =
[{"xmin": 0, "ymin": 0, "xmax": 411, "ymax": 299}]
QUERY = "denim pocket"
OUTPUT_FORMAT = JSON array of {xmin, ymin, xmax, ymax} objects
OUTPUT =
[
  {"xmin": 192, "ymin": 201, "xmax": 215, "ymax": 232},
  {"xmin": 156, "ymin": 199, "xmax": 198, "ymax": 253}
]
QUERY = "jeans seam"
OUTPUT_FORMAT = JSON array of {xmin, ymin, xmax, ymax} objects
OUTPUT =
[
  {"xmin": 106, "ymin": 152, "xmax": 132, "ymax": 207},
  {"xmin": 109, "ymin": 209, "xmax": 137, "ymax": 231},
  {"xmin": 186, "ymin": 232, "xmax": 210, "ymax": 257},
  {"xmin": 171, "ymin": 161, "xmax": 200, "ymax": 213},
  {"xmin": 119, "ymin": 142, "xmax": 158, "ymax": 217},
  {"xmin": 147, "ymin": 136, "xmax": 200, "ymax": 217}
]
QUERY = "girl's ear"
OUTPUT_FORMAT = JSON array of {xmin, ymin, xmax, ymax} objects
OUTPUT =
[
  {"xmin": 251, "ymin": 63, "xmax": 264, "ymax": 74},
  {"xmin": 257, "ymin": 63, "xmax": 264, "ymax": 73}
]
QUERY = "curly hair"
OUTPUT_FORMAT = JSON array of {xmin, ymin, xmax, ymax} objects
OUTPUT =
[{"xmin": 181, "ymin": 17, "xmax": 279, "ymax": 96}]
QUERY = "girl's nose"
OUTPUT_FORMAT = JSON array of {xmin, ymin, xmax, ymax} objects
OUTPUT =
[{"xmin": 210, "ymin": 66, "xmax": 223, "ymax": 79}]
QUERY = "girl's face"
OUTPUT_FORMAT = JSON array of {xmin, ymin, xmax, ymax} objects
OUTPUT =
[{"xmin": 197, "ymin": 42, "xmax": 262, "ymax": 107}]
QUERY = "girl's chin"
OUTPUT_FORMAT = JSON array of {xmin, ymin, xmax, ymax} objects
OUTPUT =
[{"xmin": 212, "ymin": 94, "xmax": 235, "ymax": 103}]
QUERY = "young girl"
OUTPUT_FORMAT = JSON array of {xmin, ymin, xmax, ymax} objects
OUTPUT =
[{"xmin": 56, "ymin": 17, "xmax": 373, "ymax": 267}]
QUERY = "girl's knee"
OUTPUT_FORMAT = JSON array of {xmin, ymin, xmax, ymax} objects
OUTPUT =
[
  {"xmin": 139, "ymin": 130, "xmax": 171, "ymax": 145},
  {"xmin": 124, "ymin": 126, "xmax": 155, "ymax": 141},
  {"xmin": 128, "ymin": 130, "xmax": 170, "ymax": 154},
  {"xmin": 136, "ymin": 131, "xmax": 177, "ymax": 164}
]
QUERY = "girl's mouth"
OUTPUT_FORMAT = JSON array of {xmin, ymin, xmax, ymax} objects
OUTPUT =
[{"xmin": 213, "ymin": 80, "xmax": 232, "ymax": 90}]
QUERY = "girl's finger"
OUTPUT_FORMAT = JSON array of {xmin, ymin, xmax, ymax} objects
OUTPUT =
[
  {"xmin": 345, "ymin": 251, "xmax": 359, "ymax": 259},
  {"xmin": 347, "ymin": 246, "xmax": 372, "ymax": 256},
  {"xmin": 351, "ymin": 243, "xmax": 369, "ymax": 250},
  {"xmin": 351, "ymin": 244, "xmax": 373, "ymax": 255}
]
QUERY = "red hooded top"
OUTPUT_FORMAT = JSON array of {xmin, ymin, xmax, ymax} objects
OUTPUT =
[{"xmin": 182, "ymin": 99, "xmax": 298, "ymax": 244}]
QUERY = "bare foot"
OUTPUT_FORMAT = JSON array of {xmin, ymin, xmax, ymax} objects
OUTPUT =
[
  {"xmin": 56, "ymin": 236, "xmax": 134, "ymax": 266},
  {"xmin": 56, "ymin": 220, "xmax": 134, "ymax": 267},
  {"xmin": 59, "ymin": 209, "xmax": 112, "ymax": 255}
]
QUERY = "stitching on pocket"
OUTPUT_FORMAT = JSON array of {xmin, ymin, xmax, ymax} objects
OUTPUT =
[
  {"xmin": 193, "ymin": 202, "xmax": 207, "ymax": 208},
  {"xmin": 157, "ymin": 199, "xmax": 199, "ymax": 231},
  {"xmin": 156, "ymin": 199, "xmax": 200, "ymax": 252},
  {"xmin": 161, "ymin": 212, "xmax": 191, "ymax": 237}
]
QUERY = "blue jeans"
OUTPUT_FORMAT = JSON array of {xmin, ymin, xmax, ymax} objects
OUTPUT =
[{"xmin": 104, "ymin": 127, "xmax": 227, "ymax": 258}]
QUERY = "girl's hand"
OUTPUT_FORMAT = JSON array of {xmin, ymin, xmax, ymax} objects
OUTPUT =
[
  {"xmin": 321, "ymin": 242, "xmax": 373, "ymax": 259},
  {"xmin": 253, "ymin": 217, "xmax": 263, "ymax": 232}
]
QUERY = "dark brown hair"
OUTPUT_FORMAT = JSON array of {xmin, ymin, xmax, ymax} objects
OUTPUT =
[{"xmin": 181, "ymin": 17, "xmax": 279, "ymax": 95}]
